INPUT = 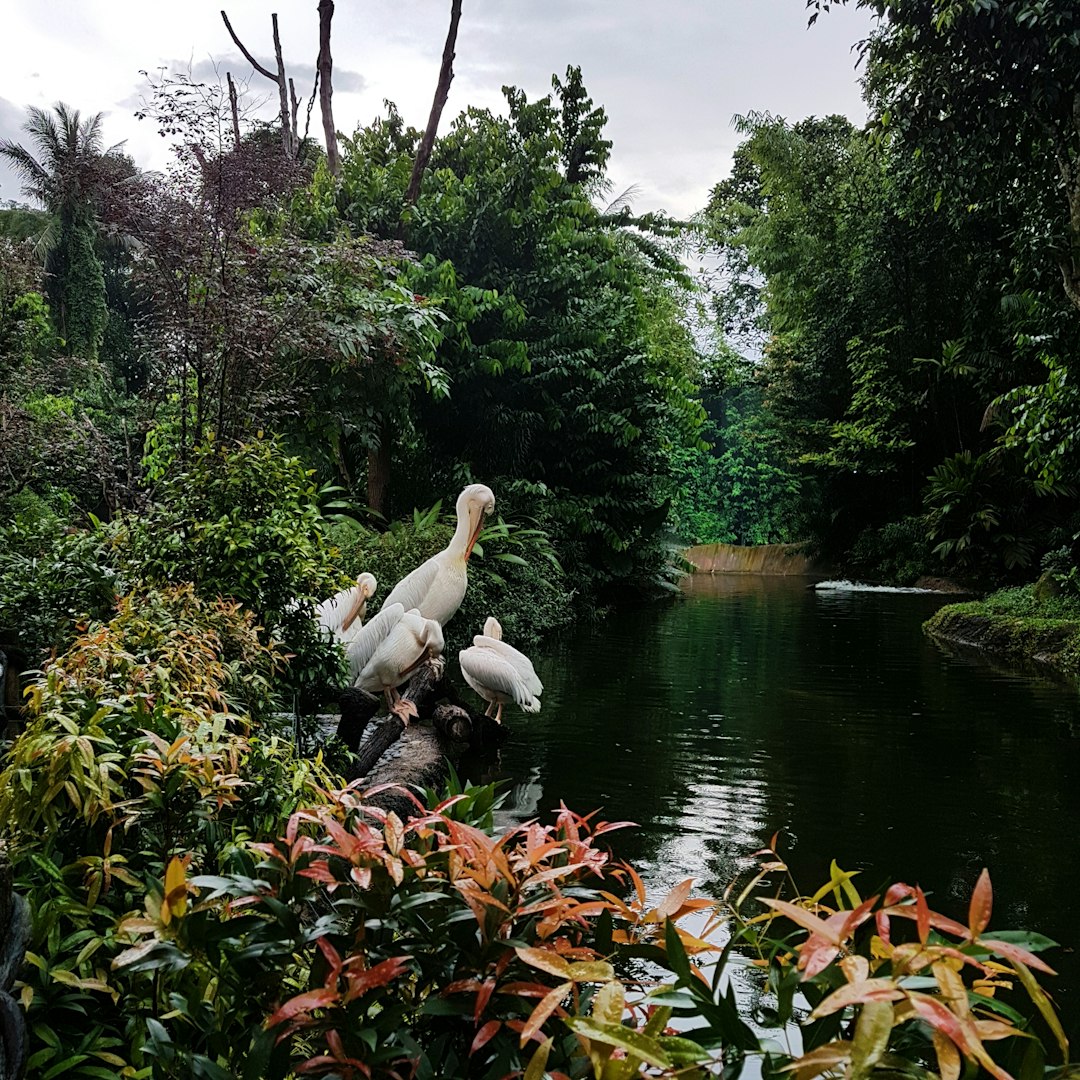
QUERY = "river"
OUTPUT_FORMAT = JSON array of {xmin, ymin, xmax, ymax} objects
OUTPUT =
[{"xmin": 480, "ymin": 574, "xmax": 1080, "ymax": 1040}]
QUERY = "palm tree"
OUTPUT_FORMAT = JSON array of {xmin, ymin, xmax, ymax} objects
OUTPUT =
[
  {"xmin": 0, "ymin": 103, "xmax": 125, "ymax": 358},
  {"xmin": 0, "ymin": 103, "xmax": 123, "ymax": 221}
]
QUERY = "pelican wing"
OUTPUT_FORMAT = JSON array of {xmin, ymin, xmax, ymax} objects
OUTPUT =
[
  {"xmin": 460, "ymin": 645, "xmax": 541, "ymax": 713},
  {"xmin": 471, "ymin": 635, "xmax": 543, "ymax": 696},
  {"xmin": 315, "ymin": 584, "xmax": 359, "ymax": 639},
  {"xmin": 380, "ymin": 556, "xmax": 442, "ymax": 617},
  {"xmin": 346, "ymin": 603, "xmax": 405, "ymax": 683}
]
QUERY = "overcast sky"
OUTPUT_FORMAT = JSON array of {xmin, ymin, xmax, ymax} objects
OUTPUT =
[{"xmin": 0, "ymin": 0, "xmax": 875, "ymax": 219}]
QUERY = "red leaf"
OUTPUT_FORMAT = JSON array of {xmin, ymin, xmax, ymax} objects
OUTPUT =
[
  {"xmin": 471, "ymin": 1020, "xmax": 502, "ymax": 1056},
  {"xmin": 968, "ymin": 870, "xmax": 992, "ymax": 938},
  {"xmin": 317, "ymin": 937, "xmax": 343, "ymax": 984},
  {"xmin": 907, "ymin": 993, "xmax": 1014, "ymax": 1080},
  {"xmin": 979, "ymin": 938, "xmax": 1056, "ymax": 975},
  {"xmin": 267, "ymin": 987, "xmax": 338, "ymax": 1029},
  {"xmin": 341, "ymin": 955, "xmax": 411, "ymax": 1002},
  {"xmin": 475, "ymin": 978, "xmax": 496, "ymax": 1022}
]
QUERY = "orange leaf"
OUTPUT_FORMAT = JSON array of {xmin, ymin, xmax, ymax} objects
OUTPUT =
[
  {"xmin": 914, "ymin": 885, "xmax": 930, "ymax": 945},
  {"xmin": 932, "ymin": 1030, "xmax": 962, "ymax": 1080},
  {"xmin": 759, "ymin": 898, "xmax": 844, "ymax": 945},
  {"xmin": 520, "ymin": 981, "xmax": 572, "ymax": 1046},
  {"xmin": 810, "ymin": 978, "xmax": 904, "ymax": 1018},
  {"xmin": 652, "ymin": 879, "xmax": 693, "ymax": 921},
  {"xmin": 341, "ymin": 955, "xmax": 411, "ymax": 1002},
  {"xmin": 516, "ymin": 946, "xmax": 573, "ymax": 980},
  {"xmin": 968, "ymin": 869, "xmax": 992, "ymax": 938}
]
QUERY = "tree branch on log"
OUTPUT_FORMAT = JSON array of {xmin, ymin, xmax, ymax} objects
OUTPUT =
[
  {"xmin": 402, "ymin": 0, "xmax": 463, "ymax": 210},
  {"xmin": 317, "ymin": 0, "xmax": 341, "ymax": 175}
]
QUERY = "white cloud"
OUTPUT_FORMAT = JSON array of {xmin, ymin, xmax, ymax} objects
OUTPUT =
[{"xmin": 0, "ymin": 0, "xmax": 874, "ymax": 217}]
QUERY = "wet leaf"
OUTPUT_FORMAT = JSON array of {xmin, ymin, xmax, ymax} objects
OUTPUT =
[
  {"xmin": 849, "ymin": 1001, "xmax": 893, "ymax": 1080},
  {"xmin": 969, "ymin": 869, "xmax": 993, "ymax": 937},
  {"xmin": 520, "ymin": 981, "xmax": 572, "ymax": 1046}
]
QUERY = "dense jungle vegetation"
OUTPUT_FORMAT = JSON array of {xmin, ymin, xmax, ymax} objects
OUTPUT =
[{"xmin": 1, "ymin": 0, "xmax": 1079, "ymax": 1076}]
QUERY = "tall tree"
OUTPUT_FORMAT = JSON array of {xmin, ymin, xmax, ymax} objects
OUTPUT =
[{"xmin": 0, "ymin": 103, "xmax": 123, "ymax": 359}]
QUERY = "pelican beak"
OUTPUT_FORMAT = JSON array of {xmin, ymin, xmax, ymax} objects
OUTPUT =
[
  {"xmin": 464, "ymin": 517, "xmax": 484, "ymax": 562},
  {"xmin": 341, "ymin": 589, "xmax": 366, "ymax": 631}
]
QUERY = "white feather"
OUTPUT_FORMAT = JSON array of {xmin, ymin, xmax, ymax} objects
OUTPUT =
[
  {"xmin": 344, "ymin": 603, "xmax": 405, "ymax": 683},
  {"xmin": 355, "ymin": 608, "xmax": 444, "ymax": 696}
]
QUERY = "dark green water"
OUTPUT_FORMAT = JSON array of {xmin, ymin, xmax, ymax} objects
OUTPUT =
[{"xmin": 484, "ymin": 575, "xmax": 1080, "ymax": 1038}]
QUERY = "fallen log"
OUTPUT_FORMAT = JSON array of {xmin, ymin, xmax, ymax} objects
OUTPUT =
[{"xmin": 335, "ymin": 662, "xmax": 508, "ymax": 817}]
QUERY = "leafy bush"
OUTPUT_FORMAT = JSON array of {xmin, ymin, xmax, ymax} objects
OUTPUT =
[
  {"xmin": 720, "ymin": 838, "xmax": 1068, "ymax": 1079},
  {"xmin": 121, "ymin": 434, "xmax": 347, "ymax": 699},
  {"xmin": 0, "ymin": 516, "xmax": 117, "ymax": 661},
  {"xmin": 0, "ymin": 583, "xmax": 334, "ymax": 1078}
]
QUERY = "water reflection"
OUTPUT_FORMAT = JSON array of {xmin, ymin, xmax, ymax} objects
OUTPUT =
[{"xmin": 484, "ymin": 575, "xmax": 1080, "ymax": 1037}]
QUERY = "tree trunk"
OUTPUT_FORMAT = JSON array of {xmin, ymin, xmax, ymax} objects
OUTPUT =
[
  {"xmin": 272, "ymin": 14, "xmax": 297, "ymax": 157},
  {"xmin": 226, "ymin": 72, "xmax": 241, "ymax": 149},
  {"xmin": 402, "ymin": 0, "xmax": 463, "ymax": 210},
  {"xmin": 366, "ymin": 417, "xmax": 393, "ymax": 518},
  {"xmin": 317, "ymin": 0, "xmax": 341, "ymax": 176}
]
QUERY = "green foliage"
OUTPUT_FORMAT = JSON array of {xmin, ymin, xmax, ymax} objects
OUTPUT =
[
  {"xmin": 995, "ymin": 352, "xmax": 1080, "ymax": 495},
  {"xmin": 120, "ymin": 435, "xmax": 346, "ymax": 699},
  {"xmin": 924, "ymin": 450, "xmax": 1037, "ymax": 574},
  {"xmin": 925, "ymin": 583, "xmax": 1080, "ymax": 676},
  {"xmin": 290, "ymin": 71, "xmax": 705, "ymax": 598},
  {"xmin": 0, "ymin": 517, "xmax": 117, "ymax": 662},
  {"xmin": 847, "ymin": 515, "xmax": 937, "ymax": 585},
  {"xmin": 670, "ymin": 386, "xmax": 802, "ymax": 547},
  {"xmin": 52, "ymin": 220, "xmax": 107, "ymax": 359}
]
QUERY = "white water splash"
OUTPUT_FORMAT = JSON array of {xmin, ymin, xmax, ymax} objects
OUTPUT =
[{"xmin": 813, "ymin": 579, "xmax": 945, "ymax": 594}]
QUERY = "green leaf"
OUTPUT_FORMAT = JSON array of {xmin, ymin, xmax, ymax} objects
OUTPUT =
[{"xmin": 564, "ymin": 1018, "xmax": 671, "ymax": 1068}]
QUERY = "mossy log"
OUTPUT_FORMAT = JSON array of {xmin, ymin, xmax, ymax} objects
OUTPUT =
[{"xmin": 335, "ymin": 663, "xmax": 508, "ymax": 818}]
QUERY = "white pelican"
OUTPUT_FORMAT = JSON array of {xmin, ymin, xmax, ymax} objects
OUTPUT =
[
  {"xmin": 458, "ymin": 617, "xmax": 542, "ymax": 724},
  {"xmin": 346, "ymin": 603, "xmax": 444, "ymax": 723},
  {"xmin": 315, "ymin": 573, "xmax": 377, "ymax": 643},
  {"xmin": 380, "ymin": 484, "xmax": 495, "ymax": 627}
]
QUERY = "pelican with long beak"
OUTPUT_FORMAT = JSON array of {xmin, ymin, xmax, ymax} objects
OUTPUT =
[
  {"xmin": 380, "ymin": 484, "xmax": 495, "ymax": 627},
  {"xmin": 315, "ymin": 573, "xmax": 378, "ymax": 643},
  {"xmin": 458, "ymin": 617, "xmax": 542, "ymax": 724},
  {"xmin": 347, "ymin": 604, "xmax": 444, "ymax": 723}
]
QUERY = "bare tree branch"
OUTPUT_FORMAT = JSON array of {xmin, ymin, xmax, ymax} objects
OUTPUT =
[
  {"xmin": 220, "ymin": 10, "xmax": 278, "ymax": 80},
  {"xmin": 272, "ymin": 14, "xmax": 297, "ymax": 157},
  {"xmin": 289, "ymin": 77, "xmax": 300, "ymax": 151},
  {"xmin": 403, "ymin": 0, "xmax": 463, "ymax": 208}
]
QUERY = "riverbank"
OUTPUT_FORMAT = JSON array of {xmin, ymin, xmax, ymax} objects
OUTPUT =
[{"xmin": 923, "ymin": 583, "xmax": 1080, "ymax": 682}]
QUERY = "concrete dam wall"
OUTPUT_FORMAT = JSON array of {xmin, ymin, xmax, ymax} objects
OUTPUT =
[{"xmin": 684, "ymin": 542, "xmax": 818, "ymax": 575}]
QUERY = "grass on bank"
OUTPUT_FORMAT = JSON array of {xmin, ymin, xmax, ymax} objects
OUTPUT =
[{"xmin": 924, "ymin": 580, "xmax": 1080, "ymax": 677}]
